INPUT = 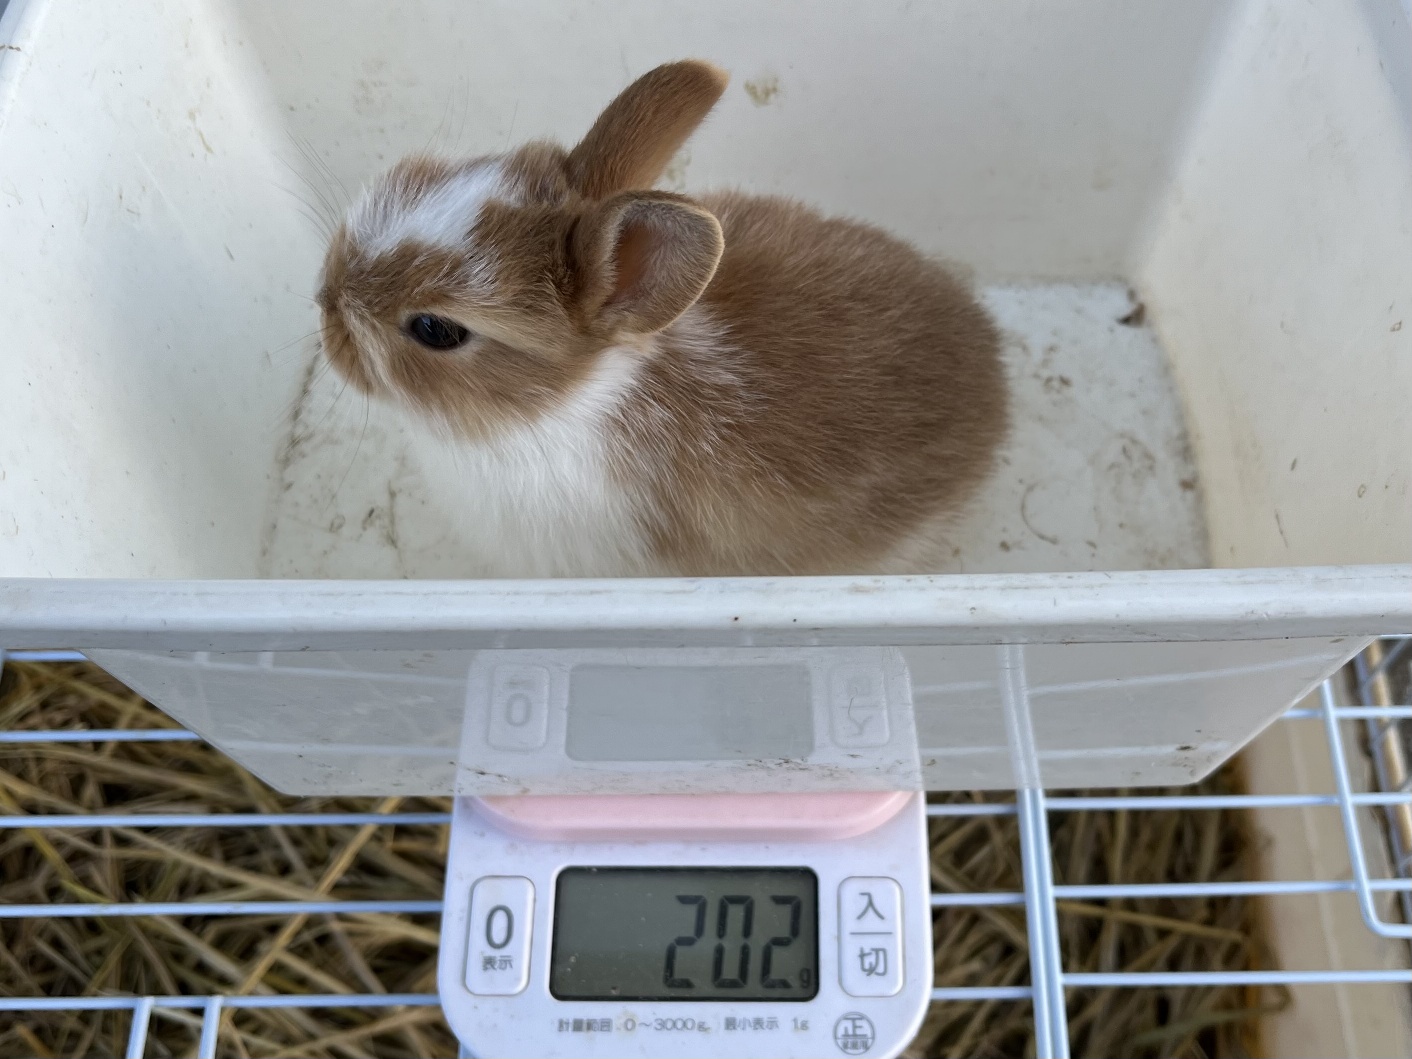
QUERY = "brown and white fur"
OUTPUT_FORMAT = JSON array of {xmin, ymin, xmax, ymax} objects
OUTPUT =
[{"xmin": 317, "ymin": 61, "xmax": 1009, "ymax": 577}]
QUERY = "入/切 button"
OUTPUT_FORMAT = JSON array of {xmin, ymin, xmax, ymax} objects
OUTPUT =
[
  {"xmin": 838, "ymin": 877, "xmax": 904, "ymax": 997},
  {"xmin": 829, "ymin": 665, "xmax": 891, "ymax": 747},
  {"xmin": 465, "ymin": 876, "xmax": 534, "ymax": 995}
]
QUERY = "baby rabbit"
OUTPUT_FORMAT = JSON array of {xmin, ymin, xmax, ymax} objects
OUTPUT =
[{"xmin": 317, "ymin": 60, "xmax": 1008, "ymax": 577}]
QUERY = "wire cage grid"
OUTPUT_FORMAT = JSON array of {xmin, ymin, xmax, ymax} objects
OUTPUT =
[{"xmin": 1, "ymin": 640, "xmax": 1410, "ymax": 1059}]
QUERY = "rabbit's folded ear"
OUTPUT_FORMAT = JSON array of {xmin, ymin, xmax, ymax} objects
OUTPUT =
[
  {"xmin": 573, "ymin": 191, "xmax": 724, "ymax": 336},
  {"xmin": 567, "ymin": 60, "xmax": 729, "ymax": 200}
]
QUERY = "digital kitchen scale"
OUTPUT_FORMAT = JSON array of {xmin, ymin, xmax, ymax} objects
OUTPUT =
[{"xmin": 437, "ymin": 790, "xmax": 933, "ymax": 1058}]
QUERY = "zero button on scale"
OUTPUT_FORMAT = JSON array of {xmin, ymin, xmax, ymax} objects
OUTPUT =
[{"xmin": 465, "ymin": 877, "xmax": 534, "ymax": 996}]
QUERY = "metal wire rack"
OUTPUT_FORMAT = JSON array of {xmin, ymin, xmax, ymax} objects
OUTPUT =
[{"xmin": 2, "ymin": 639, "xmax": 1410, "ymax": 1059}]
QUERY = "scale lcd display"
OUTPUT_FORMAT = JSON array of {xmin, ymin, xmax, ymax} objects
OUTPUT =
[
  {"xmin": 550, "ymin": 867, "xmax": 819, "ymax": 1002},
  {"xmin": 563, "ymin": 665, "xmax": 815, "ymax": 762}
]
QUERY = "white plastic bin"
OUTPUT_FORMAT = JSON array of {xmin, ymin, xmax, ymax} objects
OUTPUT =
[{"xmin": 0, "ymin": 0, "xmax": 1408, "ymax": 796}]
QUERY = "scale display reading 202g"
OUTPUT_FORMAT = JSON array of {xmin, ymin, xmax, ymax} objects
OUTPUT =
[{"xmin": 550, "ymin": 868, "xmax": 818, "ymax": 1001}]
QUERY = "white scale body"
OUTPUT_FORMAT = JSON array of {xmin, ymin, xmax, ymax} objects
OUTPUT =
[{"xmin": 438, "ymin": 790, "xmax": 933, "ymax": 1058}]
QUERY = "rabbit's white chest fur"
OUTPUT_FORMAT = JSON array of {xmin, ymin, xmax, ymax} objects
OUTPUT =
[{"xmin": 403, "ymin": 348, "xmax": 656, "ymax": 578}]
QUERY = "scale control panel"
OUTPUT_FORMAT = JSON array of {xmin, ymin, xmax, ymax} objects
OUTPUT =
[
  {"xmin": 456, "ymin": 647, "xmax": 919, "ymax": 796},
  {"xmin": 438, "ymin": 792, "xmax": 932, "ymax": 1058}
]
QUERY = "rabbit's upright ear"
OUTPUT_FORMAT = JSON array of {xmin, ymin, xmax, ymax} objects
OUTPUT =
[
  {"xmin": 566, "ymin": 60, "xmax": 729, "ymax": 200},
  {"xmin": 571, "ymin": 190, "xmax": 724, "ymax": 337}
]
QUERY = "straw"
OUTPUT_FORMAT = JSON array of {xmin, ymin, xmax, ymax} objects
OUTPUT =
[
  {"xmin": 908, "ymin": 759, "xmax": 1280, "ymax": 1059},
  {"xmin": 1, "ymin": 661, "xmax": 1276, "ymax": 1058},
  {"xmin": 0, "ymin": 662, "xmax": 454, "ymax": 1059}
]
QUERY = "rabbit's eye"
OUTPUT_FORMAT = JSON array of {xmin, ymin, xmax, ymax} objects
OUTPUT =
[{"xmin": 405, "ymin": 314, "xmax": 471, "ymax": 350}]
